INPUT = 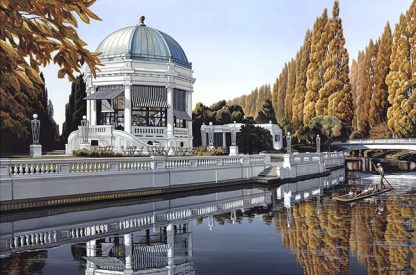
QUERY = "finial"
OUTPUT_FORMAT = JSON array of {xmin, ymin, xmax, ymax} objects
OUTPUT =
[
  {"xmin": 139, "ymin": 15, "xmax": 146, "ymax": 26},
  {"xmin": 33, "ymin": 114, "xmax": 38, "ymax": 119}
]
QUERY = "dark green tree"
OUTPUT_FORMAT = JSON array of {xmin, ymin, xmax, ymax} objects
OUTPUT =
[
  {"xmin": 61, "ymin": 74, "xmax": 86, "ymax": 142},
  {"xmin": 255, "ymin": 99, "xmax": 277, "ymax": 124},
  {"xmin": 237, "ymin": 121, "xmax": 273, "ymax": 154},
  {"xmin": 308, "ymin": 115, "xmax": 351, "ymax": 151}
]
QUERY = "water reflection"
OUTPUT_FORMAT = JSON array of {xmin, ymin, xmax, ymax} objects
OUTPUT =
[{"xmin": 0, "ymin": 169, "xmax": 414, "ymax": 275}]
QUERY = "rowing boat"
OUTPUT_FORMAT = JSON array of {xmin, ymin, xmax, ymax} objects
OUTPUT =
[{"xmin": 333, "ymin": 187, "xmax": 394, "ymax": 203}]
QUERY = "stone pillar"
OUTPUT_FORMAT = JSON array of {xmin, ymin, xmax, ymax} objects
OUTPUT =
[
  {"xmin": 124, "ymin": 233, "xmax": 133, "ymax": 273},
  {"xmin": 124, "ymin": 85, "xmax": 132, "ymax": 134},
  {"xmin": 222, "ymin": 132, "xmax": 226, "ymax": 149},
  {"xmin": 201, "ymin": 123, "xmax": 207, "ymax": 146},
  {"xmin": 90, "ymin": 100, "xmax": 97, "ymax": 126},
  {"xmin": 86, "ymin": 100, "xmax": 91, "ymax": 124},
  {"xmin": 187, "ymin": 91, "xmax": 193, "ymax": 138},
  {"xmin": 86, "ymin": 86, "xmax": 95, "ymax": 123},
  {"xmin": 167, "ymin": 223, "xmax": 175, "ymax": 274},
  {"xmin": 167, "ymin": 86, "xmax": 174, "ymax": 142}
]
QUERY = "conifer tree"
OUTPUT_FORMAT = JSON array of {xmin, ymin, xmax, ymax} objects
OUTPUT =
[
  {"xmin": 62, "ymin": 74, "xmax": 86, "ymax": 141},
  {"xmin": 304, "ymin": 9, "xmax": 328, "ymax": 124},
  {"xmin": 369, "ymin": 23, "xmax": 392, "ymax": 128},
  {"xmin": 256, "ymin": 99, "xmax": 277, "ymax": 124},
  {"xmin": 386, "ymin": 3, "xmax": 416, "ymax": 137}
]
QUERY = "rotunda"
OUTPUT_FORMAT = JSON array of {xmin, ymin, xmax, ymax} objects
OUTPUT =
[{"xmin": 68, "ymin": 16, "xmax": 195, "ymax": 153}]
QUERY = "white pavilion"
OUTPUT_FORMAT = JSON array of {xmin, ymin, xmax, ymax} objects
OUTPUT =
[{"xmin": 66, "ymin": 16, "xmax": 195, "ymax": 153}]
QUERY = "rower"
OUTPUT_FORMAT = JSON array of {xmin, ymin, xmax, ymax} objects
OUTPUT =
[{"xmin": 376, "ymin": 163, "xmax": 385, "ymax": 190}]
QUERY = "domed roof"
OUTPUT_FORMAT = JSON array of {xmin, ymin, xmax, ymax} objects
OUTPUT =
[{"xmin": 96, "ymin": 16, "xmax": 191, "ymax": 68}]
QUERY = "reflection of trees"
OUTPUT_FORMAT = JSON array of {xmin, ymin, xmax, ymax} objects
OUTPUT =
[
  {"xmin": 276, "ymin": 194, "xmax": 415, "ymax": 274},
  {"xmin": 277, "ymin": 198, "xmax": 351, "ymax": 275},
  {"xmin": 0, "ymin": 250, "xmax": 47, "ymax": 275},
  {"xmin": 385, "ymin": 196, "xmax": 415, "ymax": 273}
]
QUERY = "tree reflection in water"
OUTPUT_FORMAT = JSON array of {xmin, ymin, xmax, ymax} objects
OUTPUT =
[
  {"xmin": 277, "ymin": 194, "xmax": 415, "ymax": 275},
  {"xmin": 0, "ymin": 250, "xmax": 47, "ymax": 275}
]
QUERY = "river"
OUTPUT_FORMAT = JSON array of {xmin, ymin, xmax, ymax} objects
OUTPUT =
[{"xmin": 0, "ymin": 170, "xmax": 414, "ymax": 275}]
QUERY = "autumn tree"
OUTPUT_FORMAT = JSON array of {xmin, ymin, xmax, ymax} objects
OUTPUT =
[
  {"xmin": 369, "ymin": 23, "xmax": 392, "ymax": 128},
  {"xmin": 275, "ymin": 63, "xmax": 289, "ymax": 126},
  {"xmin": 284, "ymin": 58, "xmax": 297, "ymax": 127},
  {"xmin": 0, "ymin": 0, "xmax": 101, "ymax": 88},
  {"xmin": 304, "ymin": 9, "xmax": 329, "ymax": 124},
  {"xmin": 325, "ymin": 1, "xmax": 354, "ymax": 125},
  {"xmin": 292, "ymin": 30, "xmax": 311, "ymax": 128},
  {"xmin": 386, "ymin": 3, "xmax": 416, "ymax": 137}
]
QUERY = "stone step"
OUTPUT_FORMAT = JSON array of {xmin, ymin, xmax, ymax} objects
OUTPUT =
[{"xmin": 258, "ymin": 166, "xmax": 277, "ymax": 177}]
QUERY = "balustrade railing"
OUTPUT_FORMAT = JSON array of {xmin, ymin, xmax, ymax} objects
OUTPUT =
[
  {"xmin": 132, "ymin": 126, "xmax": 166, "ymax": 137},
  {"xmin": 88, "ymin": 125, "xmax": 113, "ymax": 135},
  {"xmin": 174, "ymin": 128, "xmax": 189, "ymax": 137},
  {"xmin": 1, "ymin": 154, "xmax": 268, "ymax": 178}
]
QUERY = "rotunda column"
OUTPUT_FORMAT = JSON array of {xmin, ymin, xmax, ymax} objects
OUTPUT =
[
  {"xmin": 166, "ymin": 84, "xmax": 174, "ymax": 144},
  {"xmin": 124, "ymin": 84, "xmax": 132, "ymax": 134},
  {"xmin": 187, "ymin": 90, "xmax": 193, "ymax": 140},
  {"xmin": 91, "ymin": 100, "xmax": 97, "ymax": 126}
]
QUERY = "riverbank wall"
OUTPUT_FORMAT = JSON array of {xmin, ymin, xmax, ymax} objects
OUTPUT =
[{"xmin": 0, "ymin": 152, "xmax": 345, "ymax": 211}]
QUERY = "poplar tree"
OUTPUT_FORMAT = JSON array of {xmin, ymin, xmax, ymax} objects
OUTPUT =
[
  {"xmin": 369, "ymin": 23, "xmax": 392, "ymax": 128},
  {"xmin": 325, "ymin": 1, "xmax": 354, "ymax": 125},
  {"xmin": 356, "ymin": 40, "xmax": 378, "ymax": 136},
  {"xmin": 284, "ymin": 58, "xmax": 297, "ymax": 126},
  {"xmin": 276, "ymin": 63, "xmax": 289, "ymax": 127},
  {"xmin": 292, "ymin": 30, "xmax": 311, "ymax": 128},
  {"xmin": 350, "ymin": 57, "xmax": 359, "ymax": 130},
  {"xmin": 304, "ymin": 9, "xmax": 328, "ymax": 124},
  {"xmin": 386, "ymin": 3, "xmax": 416, "ymax": 137}
]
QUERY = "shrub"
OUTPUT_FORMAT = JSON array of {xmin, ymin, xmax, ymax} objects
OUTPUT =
[{"xmin": 192, "ymin": 146, "xmax": 225, "ymax": 156}]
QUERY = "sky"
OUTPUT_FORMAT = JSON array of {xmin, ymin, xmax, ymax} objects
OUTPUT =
[{"xmin": 42, "ymin": 0, "xmax": 413, "ymax": 133}]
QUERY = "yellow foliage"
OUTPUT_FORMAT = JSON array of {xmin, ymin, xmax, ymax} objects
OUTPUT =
[{"xmin": 0, "ymin": 0, "xmax": 102, "ymax": 92}]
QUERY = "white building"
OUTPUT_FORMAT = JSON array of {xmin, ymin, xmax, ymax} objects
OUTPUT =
[
  {"xmin": 200, "ymin": 122, "xmax": 283, "ymax": 151},
  {"xmin": 66, "ymin": 16, "xmax": 195, "ymax": 153}
]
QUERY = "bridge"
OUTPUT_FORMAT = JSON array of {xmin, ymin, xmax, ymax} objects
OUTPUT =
[{"xmin": 332, "ymin": 138, "xmax": 416, "ymax": 151}]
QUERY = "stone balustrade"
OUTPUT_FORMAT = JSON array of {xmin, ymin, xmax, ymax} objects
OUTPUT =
[
  {"xmin": 132, "ymin": 126, "xmax": 166, "ymax": 137},
  {"xmin": 0, "ymin": 154, "xmax": 268, "ymax": 179},
  {"xmin": 277, "ymin": 152, "xmax": 345, "ymax": 180},
  {"xmin": 174, "ymin": 128, "xmax": 189, "ymax": 137}
]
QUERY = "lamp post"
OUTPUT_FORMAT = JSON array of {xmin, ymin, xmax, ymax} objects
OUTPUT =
[
  {"xmin": 316, "ymin": 134, "xmax": 321, "ymax": 153},
  {"xmin": 30, "ymin": 114, "xmax": 42, "ymax": 157},
  {"xmin": 286, "ymin": 132, "xmax": 292, "ymax": 154},
  {"xmin": 229, "ymin": 121, "xmax": 239, "ymax": 156},
  {"xmin": 208, "ymin": 122, "xmax": 214, "ymax": 149}
]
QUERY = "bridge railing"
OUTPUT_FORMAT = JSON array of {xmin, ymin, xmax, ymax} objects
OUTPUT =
[{"xmin": 333, "ymin": 138, "xmax": 416, "ymax": 145}]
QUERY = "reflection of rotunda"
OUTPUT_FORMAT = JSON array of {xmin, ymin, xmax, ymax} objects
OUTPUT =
[{"xmin": 67, "ymin": 16, "xmax": 195, "ymax": 152}]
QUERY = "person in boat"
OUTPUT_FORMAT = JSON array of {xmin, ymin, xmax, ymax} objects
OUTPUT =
[{"xmin": 376, "ymin": 163, "xmax": 386, "ymax": 190}]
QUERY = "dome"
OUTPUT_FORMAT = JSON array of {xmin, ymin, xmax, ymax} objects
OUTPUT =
[{"xmin": 96, "ymin": 16, "xmax": 191, "ymax": 68}]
